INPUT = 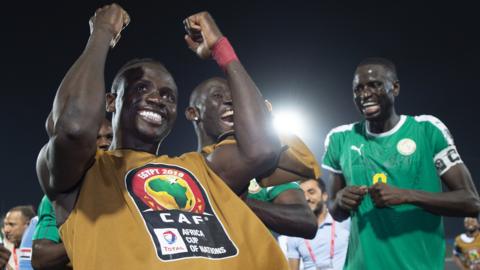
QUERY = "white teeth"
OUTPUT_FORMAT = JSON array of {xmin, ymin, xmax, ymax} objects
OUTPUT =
[
  {"xmin": 139, "ymin": 110, "xmax": 162, "ymax": 122},
  {"xmin": 221, "ymin": 110, "xmax": 234, "ymax": 117},
  {"xmin": 362, "ymin": 102, "xmax": 377, "ymax": 107}
]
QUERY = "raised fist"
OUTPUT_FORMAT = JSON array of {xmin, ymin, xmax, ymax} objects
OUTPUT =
[
  {"xmin": 89, "ymin": 3, "xmax": 130, "ymax": 47},
  {"xmin": 183, "ymin": 12, "xmax": 223, "ymax": 59}
]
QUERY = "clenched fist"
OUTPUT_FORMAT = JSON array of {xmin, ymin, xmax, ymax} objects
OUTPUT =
[
  {"xmin": 89, "ymin": 3, "xmax": 130, "ymax": 47},
  {"xmin": 183, "ymin": 12, "xmax": 223, "ymax": 59},
  {"xmin": 369, "ymin": 183, "xmax": 408, "ymax": 208},
  {"xmin": 336, "ymin": 185, "xmax": 368, "ymax": 211}
]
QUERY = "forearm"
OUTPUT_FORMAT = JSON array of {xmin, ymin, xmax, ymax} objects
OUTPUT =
[
  {"xmin": 404, "ymin": 189, "xmax": 480, "ymax": 217},
  {"xmin": 32, "ymin": 241, "xmax": 70, "ymax": 270},
  {"xmin": 245, "ymin": 198, "xmax": 317, "ymax": 238},
  {"xmin": 226, "ymin": 61, "xmax": 281, "ymax": 168},
  {"xmin": 52, "ymin": 29, "xmax": 112, "ymax": 139}
]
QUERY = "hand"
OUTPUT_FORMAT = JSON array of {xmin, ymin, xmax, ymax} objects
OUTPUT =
[
  {"xmin": 369, "ymin": 183, "xmax": 407, "ymax": 208},
  {"xmin": 0, "ymin": 244, "xmax": 11, "ymax": 269},
  {"xmin": 183, "ymin": 12, "xmax": 223, "ymax": 59},
  {"xmin": 336, "ymin": 185, "xmax": 368, "ymax": 211},
  {"xmin": 89, "ymin": 4, "xmax": 130, "ymax": 47}
]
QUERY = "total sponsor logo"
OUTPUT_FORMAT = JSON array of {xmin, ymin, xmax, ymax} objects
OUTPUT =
[{"xmin": 154, "ymin": 228, "xmax": 188, "ymax": 255}]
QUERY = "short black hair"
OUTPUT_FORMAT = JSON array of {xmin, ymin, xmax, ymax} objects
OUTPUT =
[
  {"xmin": 189, "ymin": 77, "xmax": 226, "ymax": 107},
  {"xmin": 357, "ymin": 57, "xmax": 398, "ymax": 81},
  {"xmin": 8, "ymin": 205, "xmax": 35, "ymax": 221},
  {"xmin": 111, "ymin": 58, "xmax": 169, "ymax": 93},
  {"xmin": 301, "ymin": 177, "xmax": 326, "ymax": 193}
]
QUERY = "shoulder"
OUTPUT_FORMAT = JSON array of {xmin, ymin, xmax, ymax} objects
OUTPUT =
[
  {"xmin": 324, "ymin": 122, "xmax": 359, "ymax": 148},
  {"xmin": 412, "ymin": 114, "xmax": 453, "ymax": 144}
]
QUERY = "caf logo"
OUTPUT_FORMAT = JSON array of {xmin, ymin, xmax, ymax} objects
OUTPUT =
[
  {"xmin": 145, "ymin": 176, "xmax": 195, "ymax": 212},
  {"xmin": 130, "ymin": 165, "xmax": 206, "ymax": 214}
]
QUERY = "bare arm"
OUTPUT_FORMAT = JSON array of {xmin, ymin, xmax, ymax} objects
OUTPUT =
[
  {"xmin": 184, "ymin": 12, "xmax": 281, "ymax": 194},
  {"xmin": 328, "ymin": 172, "xmax": 367, "ymax": 222},
  {"xmin": 452, "ymin": 254, "xmax": 468, "ymax": 270},
  {"xmin": 32, "ymin": 240, "xmax": 70, "ymax": 270},
  {"xmin": 369, "ymin": 164, "xmax": 480, "ymax": 217},
  {"xmin": 288, "ymin": 258, "xmax": 300, "ymax": 270},
  {"xmin": 41, "ymin": 5, "xmax": 128, "ymax": 195},
  {"xmin": 245, "ymin": 189, "xmax": 317, "ymax": 238}
]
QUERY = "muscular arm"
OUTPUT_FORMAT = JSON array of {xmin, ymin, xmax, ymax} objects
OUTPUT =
[
  {"xmin": 404, "ymin": 164, "xmax": 480, "ymax": 217},
  {"xmin": 245, "ymin": 189, "xmax": 317, "ymax": 238},
  {"xmin": 208, "ymin": 61, "xmax": 281, "ymax": 193},
  {"xmin": 369, "ymin": 164, "xmax": 480, "ymax": 216},
  {"xmin": 42, "ymin": 22, "xmax": 114, "ymax": 195},
  {"xmin": 32, "ymin": 240, "xmax": 70, "ymax": 270},
  {"xmin": 185, "ymin": 13, "xmax": 281, "ymax": 194}
]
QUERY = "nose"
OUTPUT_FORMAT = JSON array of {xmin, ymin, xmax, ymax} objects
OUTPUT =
[
  {"xmin": 223, "ymin": 92, "xmax": 232, "ymax": 105},
  {"xmin": 146, "ymin": 90, "xmax": 162, "ymax": 105}
]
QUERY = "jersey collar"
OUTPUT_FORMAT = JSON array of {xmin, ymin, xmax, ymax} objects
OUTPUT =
[{"xmin": 365, "ymin": 115, "xmax": 406, "ymax": 138}]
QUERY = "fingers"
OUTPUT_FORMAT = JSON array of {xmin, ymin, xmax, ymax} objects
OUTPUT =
[
  {"xmin": 339, "ymin": 186, "xmax": 368, "ymax": 210},
  {"xmin": 184, "ymin": 35, "xmax": 199, "ymax": 52}
]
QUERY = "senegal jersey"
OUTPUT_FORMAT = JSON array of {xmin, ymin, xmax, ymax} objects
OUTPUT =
[
  {"xmin": 247, "ymin": 179, "xmax": 300, "ymax": 202},
  {"xmin": 322, "ymin": 115, "xmax": 462, "ymax": 270}
]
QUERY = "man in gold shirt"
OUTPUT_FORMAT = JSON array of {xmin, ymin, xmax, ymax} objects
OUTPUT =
[
  {"xmin": 186, "ymin": 77, "xmax": 319, "ymax": 238},
  {"xmin": 36, "ymin": 4, "xmax": 288, "ymax": 270},
  {"xmin": 453, "ymin": 218, "xmax": 480, "ymax": 270}
]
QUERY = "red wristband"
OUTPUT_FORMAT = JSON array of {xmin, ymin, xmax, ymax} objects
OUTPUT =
[{"xmin": 212, "ymin": 37, "xmax": 238, "ymax": 71}]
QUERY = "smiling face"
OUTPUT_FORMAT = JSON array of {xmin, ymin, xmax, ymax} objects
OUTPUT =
[
  {"xmin": 464, "ymin": 217, "xmax": 479, "ymax": 234},
  {"xmin": 188, "ymin": 77, "xmax": 234, "ymax": 141},
  {"xmin": 352, "ymin": 64, "xmax": 399, "ymax": 121},
  {"xmin": 3, "ymin": 211, "xmax": 29, "ymax": 248},
  {"xmin": 300, "ymin": 179, "xmax": 328, "ymax": 217},
  {"xmin": 109, "ymin": 61, "xmax": 178, "ymax": 145}
]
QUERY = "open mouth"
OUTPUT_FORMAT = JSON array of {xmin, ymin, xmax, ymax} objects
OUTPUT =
[
  {"xmin": 361, "ymin": 101, "xmax": 380, "ymax": 115},
  {"xmin": 138, "ymin": 110, "xmax": 164, "ymax": 125},
  {"xmin": 220, "ymin": 109, "xmax": 234, "ymax": 127}
]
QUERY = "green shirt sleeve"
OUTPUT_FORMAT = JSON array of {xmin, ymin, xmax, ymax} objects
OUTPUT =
[
  {"xmin": 33, "ymin": 195, "xmax": 61, "ymax": 243},
  {"xmin": 322, "ymin": 128, "xmax": 344, "ymax": 173},
  {"xmin": 266, "ymin": 182, "xmax": 301, "ymax": 201},
  {"xmin": 423, "ymin": 115, "xmax": 452, "ymax": 155}
]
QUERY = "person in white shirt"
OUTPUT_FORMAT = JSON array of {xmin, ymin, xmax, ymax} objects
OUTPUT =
[{"xmin": 287, "ymin": 178, "xmax": 350, "ymax": 270}]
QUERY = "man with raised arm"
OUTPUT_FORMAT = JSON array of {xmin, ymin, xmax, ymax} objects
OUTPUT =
[{"xmin": 37, "ymin": 4, "xmax": 288, "ymax": 270}]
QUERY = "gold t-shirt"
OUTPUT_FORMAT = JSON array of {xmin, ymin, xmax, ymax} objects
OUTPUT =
[{"xmin": 60, "ymin": 150, "xmax": 288, "ymax": 270}]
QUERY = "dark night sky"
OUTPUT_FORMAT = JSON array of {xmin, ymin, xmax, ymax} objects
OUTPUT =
[{"xmin": 0, "ymin": 1, "xmax": 478, "ymax": 238}]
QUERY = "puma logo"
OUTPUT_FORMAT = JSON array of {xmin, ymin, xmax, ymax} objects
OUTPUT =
[{"xmin": 351, "ymin": 144, "xmax": 364, "ymax": 155}]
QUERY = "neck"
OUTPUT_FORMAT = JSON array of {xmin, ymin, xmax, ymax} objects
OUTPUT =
[
  {"xmin": 196, "ymin": 127, "xmax": 217, "ymax": 152},
  {"xmin": 367, "ymin": 109, "xmax": 400, "ymax": 134},
  {"xmin": 317, "ymin": 207, "xmax": 328, "ymax": 225},
  {"xmin": 110, "ymin": 131, "xmax": 161, "ymax": 155}
]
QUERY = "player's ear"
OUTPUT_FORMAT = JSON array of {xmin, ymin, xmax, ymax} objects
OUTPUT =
[
  {"xmin": 392, "ymin": 80, "xmax": 400, "ymax": 97},
  {"xmin": 185, "ymin": 106, "xmax": 199, "ymax": 122},
  {"xmin": 106, "ymin": 93, "xmax": 116, "ymax": 113}
]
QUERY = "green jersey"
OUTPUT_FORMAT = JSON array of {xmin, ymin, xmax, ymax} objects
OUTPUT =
[
  {"xmin": 247, "ymin": 179, "xmax": 300, "ymax": 202},
  {"xmin": 322, "ymin": 115, "xmax": 462, "ymax": 270},
  {"xmin": 33, "ymin": 195, "xmax": 61, "ymax": 243}
]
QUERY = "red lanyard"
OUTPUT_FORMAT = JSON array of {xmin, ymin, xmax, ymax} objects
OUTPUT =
[
  {"xmin": 13, "ymin": 247, "xmax": 18, "ymax": 270},
  {"xmin": 304, "ymin": 221, "xmax": 336, "ymax": 265}
]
